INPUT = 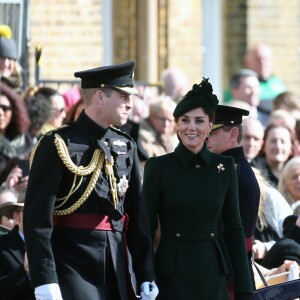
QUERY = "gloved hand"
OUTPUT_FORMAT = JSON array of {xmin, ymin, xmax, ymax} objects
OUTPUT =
[
  {"xmin": 35, "ymin": 283, "xmax": 63, "ymax": 300},
  {"xmin": 235, "ymin": 293, "xmax": 253, "ymax": 300},
  {"xmin": 140, "ymin": 281, "xmax": 159, "ymax": 300}
]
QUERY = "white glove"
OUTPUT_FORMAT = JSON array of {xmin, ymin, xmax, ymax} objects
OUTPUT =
[
  {"xmin": 34, "ymin": 283, "xmax": 63, "ymax": 300},
  {"xmin": 140, "ymin": 281, "xmax": 159, "ymax": 300}
]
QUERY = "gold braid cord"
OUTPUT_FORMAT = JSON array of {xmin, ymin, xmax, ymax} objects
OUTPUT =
[
  {"xmin": 104, "ymin": 158, "xmax": 118, "ymax": 208},
  {"xmin": 53, "ymin": 134, "xmax": 119, "ymax": 215}
]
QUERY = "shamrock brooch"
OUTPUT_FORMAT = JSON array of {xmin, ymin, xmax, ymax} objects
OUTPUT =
[{"xmin": 217, "ymin": 163, "xmax": 225, "ymax": 173}]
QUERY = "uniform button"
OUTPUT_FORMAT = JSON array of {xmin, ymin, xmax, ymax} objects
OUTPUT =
[
  {"xmin": 176, "ymin": 233, "xmax": 181, "ymax": 238},
  {"xmin": 195, "ymin": 165, "xmax": 200, "ymax": 168},
  {"xmin": 210, "ymin": 233, "xmax": 214, "ymax": 238}
]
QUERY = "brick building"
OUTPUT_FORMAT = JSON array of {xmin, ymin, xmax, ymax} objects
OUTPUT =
[{"xmin": 3, "ymin": 0, "xmax": 300, "ymax": 100}]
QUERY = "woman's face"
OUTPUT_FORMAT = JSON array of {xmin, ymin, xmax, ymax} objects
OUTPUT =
[
  {"xmin": 264, "ymin": 127, "xmax": 292, "ymax": 165},
  {"xmin": 0, "ymin": 95, "xmax": 13, "ymax": 134},
  {"xmin": 286, "ymin": 165, "xmax": 300, "ymax": 201},
  {"xmin": 176, "ymin": 107, "xmax": 212, "ymax": 154},
  {"xmin": 0, "ymin": 58, "xmax": 16, "ymax": 78}
]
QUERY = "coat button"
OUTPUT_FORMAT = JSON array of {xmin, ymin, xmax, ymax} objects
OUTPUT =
[
  {"xmin": 210, "ymin": 233, "xmax": 214, "ymax": 238},
  {"xmin": 176, "ymin": 233, "xmax": 181, "ymax": 238}
]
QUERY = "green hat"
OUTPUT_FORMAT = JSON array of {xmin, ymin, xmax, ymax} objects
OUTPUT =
[
  {"xmin": 74, "ymin": 61, "xmax": 138, "ymax": 95},
  {"xmin": 173, "ymin": 78, "xmax": 219, "ymax": 118}
]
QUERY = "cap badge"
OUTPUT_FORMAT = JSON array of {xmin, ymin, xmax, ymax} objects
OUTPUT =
[
  {"xmin": 217, "ymin": 163, "xmax": 225, "ymax": 173},
  {"xmin": 117, "ymin": 175, "xmax": 129, "ymax": 196},
  {"xmin": 113, "ymin": 140, "xmax": 127, "ymax": 147}
]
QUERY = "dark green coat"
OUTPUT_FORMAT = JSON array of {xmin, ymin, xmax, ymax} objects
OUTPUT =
[{"xmin": 143, "ymin": 142, "xmax": 253, "ymax": 300}]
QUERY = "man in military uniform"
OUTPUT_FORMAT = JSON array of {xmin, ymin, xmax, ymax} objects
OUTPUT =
[
  {"xmin": 23, "ymin": 61, "xmax": 158, "ymax": 300},
  {"xmin": 206, "ymin": 105, "xmax": 260, "ymax": 289}
]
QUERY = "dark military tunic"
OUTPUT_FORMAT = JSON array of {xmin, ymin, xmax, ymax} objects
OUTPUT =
[
  {"xmin": 143, "ymin": 142, "xmax": 253, "ymax": 300},
  {"xmin": 222, "ymin": 147, "xmax": 260, "ymax": 239},
  {"xmin": 23, "ymin": 111, "xmax": 155, "ymax": 300}
]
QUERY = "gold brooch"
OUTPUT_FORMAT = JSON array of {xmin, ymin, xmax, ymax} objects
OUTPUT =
[{"xmin": 217, "ymin": 163, "xmax": 225, "ymax": 173}]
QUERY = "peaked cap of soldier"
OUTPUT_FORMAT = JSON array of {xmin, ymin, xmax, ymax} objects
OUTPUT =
[{"xmin": 74, "ymin": 61, "xmax": 138, "ymax": 95}]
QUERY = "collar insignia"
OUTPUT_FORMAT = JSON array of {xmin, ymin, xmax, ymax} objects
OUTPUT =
[
  {"xmin": 113, "ymin": 140, "xmax": 127, "ymax": 147},
  {"xmin": 117, "ymin": 175, "xmax": 129, "ymax": 196}
]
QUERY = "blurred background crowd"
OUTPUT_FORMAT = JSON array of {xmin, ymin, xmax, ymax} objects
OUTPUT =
[{"xmin": 1, "ymin": 0, "xmax": 300, "ymax": 296}]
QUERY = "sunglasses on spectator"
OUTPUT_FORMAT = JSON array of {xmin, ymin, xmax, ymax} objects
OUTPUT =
[{"xmin": 0, "ymin": 104, "xmax": 12, "ymax": 112}]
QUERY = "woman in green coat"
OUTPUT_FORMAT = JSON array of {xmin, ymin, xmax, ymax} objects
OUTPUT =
[{"xmin": 143, "ymin": 79, "xmax": 253, "ymax": 300}]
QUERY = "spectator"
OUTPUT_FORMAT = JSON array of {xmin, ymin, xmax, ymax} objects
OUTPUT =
[
  {"xmin": 0, "ymin": 157, "xmax": 29, "ymax": 192},
  {"xmin": 242, "ymin": 117, "xmax": 265, "ymax": 163},
  {"xmin": 0, "ymin": 187, "xmax": 35, "ymax": 299},
  {"xmin": 23, "ymin": 89, "xmax": 52, "ymax": 142},
  {"xmin": 62, "ymin": 87, "xmax": 82, "ymax": 113},
  {"xmin": 64, "ymin": 98, "xmax": 85, "ymax": 123},
  {"xmin": 224, "ymin": 44, "xmax": 286, "ymax": 107},
  {"xmin": 227, "ymin": 69, "xmax": 269, "ymax": 126},
  {"xmin": 272, "ymin": 91, "xmax": 300, "ymax": 121},
  {"xmin": 0, "ymin": 82, "xmax": 31, "ymax": 174},
  {"xmin": 25, "ymin": 86, "xmax": 66, "ymax": 135},
  {"xmin": 278, "ymin": 156, "xmax": 300, "ymax": 211},
  {"xmin": 0, "ymin": 186, "xmax": 17, "ymax": 234},
  {"xmin": 262, "ymin": 214, "xmax": 300, "ymax": 268},
  {"xmin": 252, "ymin": 167, "xmax": 293, "ymax": 261},
  {"xmin": 160, "ymin": 67, "xmax": 189, "ymax": 103},
  {"xmin": 0, "ymin": 25, "xmax": 23, "ymax": 94},
  {"xmin": 138, "ymin": 96, "xmax": 177, "ymax": 160},
  {"xmin": 244, "ymin": 44, "xmax": 285, "ymax": 102},
  {"xmin": 268, "ymin": 109, "xmax": 296, "ymax": 134},
  {"xmin": 252, "ymin": 123, "xmax": 293, "ymax": 187}
]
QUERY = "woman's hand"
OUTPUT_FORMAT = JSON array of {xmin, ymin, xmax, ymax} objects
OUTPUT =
[{"xmin": 253, "ymin": 240, "xmax": 267, "ymax": 260}]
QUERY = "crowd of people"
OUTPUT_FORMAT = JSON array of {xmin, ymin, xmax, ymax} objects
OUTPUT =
[{"xmin": 0, "ymin": 23, "xmax": 300, "ymax": 300}]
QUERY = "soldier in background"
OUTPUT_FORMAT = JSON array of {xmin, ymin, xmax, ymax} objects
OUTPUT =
[
  {"xmin": 207, "ymin": 105, "xmax": 260, "ymax": 294},
  {"xmin": 24, "ymin": 61, "xmax": 158, "ymax": 300}
]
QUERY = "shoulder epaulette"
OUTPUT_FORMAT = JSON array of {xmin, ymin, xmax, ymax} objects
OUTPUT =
[
  {"xmin": 109, "ymin": 126, "xmax": 133, "ymax": 140},
  {"xmin": 44, "ymin": 124, "xmax": 73, "ymax": 136}
]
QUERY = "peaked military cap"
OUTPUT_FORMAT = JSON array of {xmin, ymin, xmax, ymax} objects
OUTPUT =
[
  {"xmin": 212, "ymin": 105, "xmax": 249, "ymax": 130},
  {"xmin": 74, "ymin": 61, "xmax": 138, "ymax": 95},
  {"xmin": 173, "ymin": 78, "xmax": 219, "ymax": 118}
]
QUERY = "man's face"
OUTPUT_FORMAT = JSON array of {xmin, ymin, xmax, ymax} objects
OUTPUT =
[
  {"xmin": 102, "ymin": 90, "xmax": 133, "ymax": 127},
  {"xmin": 231, "ymin": 76, "xmax": 260, "ymax": 107},
  {"xmin": 242, "ymin": 120, "xmax": 264, "ymax": 160},
  {"xmin": 206, "ymin": 127, "xmax": 231, "ymax": 154}
]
